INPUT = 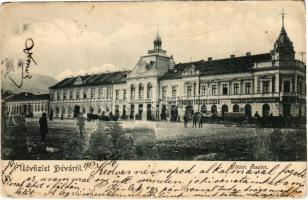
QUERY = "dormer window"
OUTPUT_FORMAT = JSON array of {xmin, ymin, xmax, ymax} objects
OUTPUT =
[{"xmin": 74, "ymin": 77, "xmax": 83, "ymax": 85}]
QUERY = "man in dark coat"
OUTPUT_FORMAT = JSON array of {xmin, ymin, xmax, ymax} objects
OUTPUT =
[
  {"xmin": 39, "ymin": 112, "xmax": 48, "ymax": 141},
  {"xmin": 183, "ymin": 113, "xmax": 188, "ymax": 128},
  {"xmin": 192, "ymin": 113, "xmax": 197, "ymax": 128}
]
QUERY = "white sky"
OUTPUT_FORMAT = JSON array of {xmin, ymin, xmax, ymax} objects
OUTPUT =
[{"xmin": 0, "ymin": 1, "xmax": 305, "ymax": 80}]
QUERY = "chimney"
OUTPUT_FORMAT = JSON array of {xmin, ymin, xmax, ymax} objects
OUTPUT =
[
  {"xmin": 246, "ymin": 52, "xmax": 251, "ymax": 56},
  {"xmin": 230, "ymin": 54, "xmax": 235, "ymax": 58},
  {"xmin": 208, "ymin": 57, "xmax": 212, "ymax": 61}
]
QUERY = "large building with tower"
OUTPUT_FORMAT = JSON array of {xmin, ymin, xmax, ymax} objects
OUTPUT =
[{"xmin": 47, "ymin": 17, "xmax": 306, "ymax": 120}]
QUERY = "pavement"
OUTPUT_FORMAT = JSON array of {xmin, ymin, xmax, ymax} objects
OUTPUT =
[{"xmin": 25, "ymin": 118, "xmax": 259, "ymax": 141}]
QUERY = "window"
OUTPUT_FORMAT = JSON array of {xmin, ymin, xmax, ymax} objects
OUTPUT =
[
  {"xmin": 63, "ymin": 90, "xmax": 67, "ymax": 100},
  {"xmin": 147, "ymin": 83, "xmax": 152, "ymax": 99},
  {"xmin": 211, "ymin": 85, "xmax": 217, "ymax": 95},
  {"xmin": 201, "ymin": 85, "xmax": 207, "ymax": 96},
  {"xmin": 90, "ymin": 88, "xmax": 95, "ymax": 99},
  {"xmin": 83, "ymin": 89, "xmax": 88, "ymax": 99},
  {"xmin": 107, "ymin": 88, "xmax": 111, "ymax": 99},
  {"xmin": 57, "ymin": 92, "xmax": 60, "ymax": 100},
  {"xmin": 187, "ymin": 86, "xmax": 192, "ymax": 97},
  {"xmin": 123, "ymin": 90, "xmax": 127, "ymax": 100},
  {"xmin": 245, "ymin": 82, "xmax": 252, "ymax": 94},
  {"xmin": 130, "ymin": 85, "xmax": 135, "ymax": 99},
  {"xmin": 262, "ymin": 81, "xmax": 270, "ymax": 93},
  {"xmin": 50, "ymin": 92, "xmax": 54, "ymax": 101},
  {"xmin": 283, "ymin": 80, "xmax": 291, "ymax": 92},
  {"xmin": 222, "ymin": 84, "xmax": 228, "ymax": 95},
  {"xmin": 172, "ymin": 86, "xmax": 177, "ymax": 98},
  {"xmin": 233, "ymin": 83, "xmax": 239, "ymax": 94},
  {"xmin": 98, "ymin": 88, "xmax": 102, "ymax": 99},
  {"xmin": 69, "ymin": 90, "xmax": 73, "ymax": 99},
  {"xmin": 115, "ymin": 90, "xmax": 120, "ymax": 100},
  {"xmin": 162, "ymin": 87, "xmax": 167, "ymax": 99},
  {"xmin": 233, "ymin": 104, "xmax": 240, "ymax": 112},
  {"xmin": 76, "ymin": 89, "xmax": 80, "ymax": 99},
  {"xmin": 138, "ymin": 84, "xmax": 144, "ymax": 99}
]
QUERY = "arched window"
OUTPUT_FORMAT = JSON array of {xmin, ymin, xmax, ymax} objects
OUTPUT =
[
  {"xmin": 139, "ymin": 83, "xmax": 144, "ymax": 99},
  {"xmin": 262, "ymin": 104, "xmax": 270, "ymax": 117},
  {"xmin": 130, "ymin": 84, "xmax": 135, "ymax": 99},
  {"xmin": 222, "ymin": 105, "xmax": 228, "ymax": 116},
  {"xmin": 147, "ymin": 83, "xmax": 153, "ymax": 99},
  {"xmin": 201, "ymin": 105, "xmax": 207, "ymax": 113},
  {"xmin": 233, "ymin": 104, "xmax": 239, "ymax": 112},
  {"xmin": 211, "ymin": 105, "xmax": 217, "ymax": 115}
]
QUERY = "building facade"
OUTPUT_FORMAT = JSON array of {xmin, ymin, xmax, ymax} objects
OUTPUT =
[
  {"xmin": 48, "ymin": 21, "xmax": 306, "ymax": 120},
  {"xmin": 5, "ymin": 92, "xmax": 50, "ymax": 118}
]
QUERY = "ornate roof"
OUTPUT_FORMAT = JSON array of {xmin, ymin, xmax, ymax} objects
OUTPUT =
[{"xmin": 272, "ymin": 26, "xmax": 295, "ymax": 60}]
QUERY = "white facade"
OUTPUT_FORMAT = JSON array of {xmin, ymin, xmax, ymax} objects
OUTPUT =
[{"xmin": 48, "ymin": 27, "xmax": 306, "ymax": 120}]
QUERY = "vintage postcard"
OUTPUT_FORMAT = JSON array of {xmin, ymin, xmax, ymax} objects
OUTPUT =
[{"xmin": 0, "ymin": 1, "xmax": 306, "ymax": 198}]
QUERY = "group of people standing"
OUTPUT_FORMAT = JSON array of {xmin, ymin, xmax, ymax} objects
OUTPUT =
[{"xmin": 183, "ymin": 112, "xmax": 204, "ymax": 128}]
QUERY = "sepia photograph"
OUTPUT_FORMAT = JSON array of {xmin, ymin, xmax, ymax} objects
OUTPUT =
[{"xmin": 1, "ymin": 1, "xmax": 306, "ymax": 162}]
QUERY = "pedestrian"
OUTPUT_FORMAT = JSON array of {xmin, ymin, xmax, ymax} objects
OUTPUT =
[
  {"xmin": 254, "ymin": 111, "xmax": 260, "ymax": 118},
  {"xmin": 183, "ymin": 113, "xmax": 188, "ymax": 128},
  {"xmin": 269, "ymin": 113, "xmax": 273, "ymax": 127},
  {"xmin": 77, "ymin": 113, "xmax": 85, "ymax": 137},
  {"xmin": 193, "ymin": 113, "xmax": 197, "ymax": 128},
  {"xmin": 39, "ymin": 112, "xmax": 48, "ymax": 141},
  {"xmin": 49, "ymin": 110, "xmax": 53, "ymax": 121},
  {"xmin": 199, "ymin": 112, "xmax": 203, "ymax": 128}
]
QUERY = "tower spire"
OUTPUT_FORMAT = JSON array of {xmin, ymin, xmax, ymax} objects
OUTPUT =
[
  {"xmin": 156, "ymin": 27, "xmax": 159, "ymax": 38},
  {"xmin": 282, "ymin": 8, "xmax": 285, "ymax": 28}
]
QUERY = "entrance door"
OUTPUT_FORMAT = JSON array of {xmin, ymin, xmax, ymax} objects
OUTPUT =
[
  {"xmin": 171, "ymin": 105, "xmax": 178, "ymax": 122},
  {"xmin": 262, "ymin": 104, "xmax": 270, "ymax": 117},
  {"xmin": 283, "ymin": 104, "xmax": 291, "ymax": 116},
  {"xmin": 130, "ymin": 104, "xmax": 135, "ymax": 120},
  {"xmin": 73, "ymin": 105, "xmax": 80, "ymax": 117},
  {"xmin": 211, "ymin": 105, "xmax": 217, "ymax": 116},
  {"xmin": 138, "ymin": 104, "xmax": 143, "ymax": 120},
  {"xmin": 244, "ymin": 104, "xmax": 252, "ymax": 117},
  {"xmin": 222, "ymin": 105, "xmax": 228, "ymax": 116},
  {"xmin": 147, "ymin": 104, "xmax": 152, "ymax": 120},
  {"xmin": 161, "ymin": 105, "xmax": 167, "ymax": 120}
]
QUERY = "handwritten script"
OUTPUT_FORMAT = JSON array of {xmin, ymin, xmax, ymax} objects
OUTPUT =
[
  {"xmin": 1, "ymin": 161, "xmax": 306, "ymax": 198},
  {"xmin": 9, "ymin": 38, "xmax": 37, "ymax": 88}
]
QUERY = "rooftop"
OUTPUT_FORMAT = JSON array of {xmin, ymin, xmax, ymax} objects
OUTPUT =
[
  {"xmin": 160, "ymin": 53, "xmax": 272, "ymax": 80},
  {"xmin": 6, "ymin": 92, "xmax": 50, "ymax": 102},
  {"xmin": 49, "ymin": 70, "xmax": 130, "ymax": 89}
]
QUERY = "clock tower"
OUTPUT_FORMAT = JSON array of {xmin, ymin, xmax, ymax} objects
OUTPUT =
[
  {"xmin": 130, "ymin": 32, "xmax": 174, "ymax": 77},
  {"xmin": 127, "ymin": 32, "xmax": 175, "ymax": 120}
]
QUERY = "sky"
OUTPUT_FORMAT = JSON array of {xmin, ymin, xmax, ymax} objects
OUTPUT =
[{"xmin": 0, "ymin": 1, "xmax": 305, "ymax": 81}]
